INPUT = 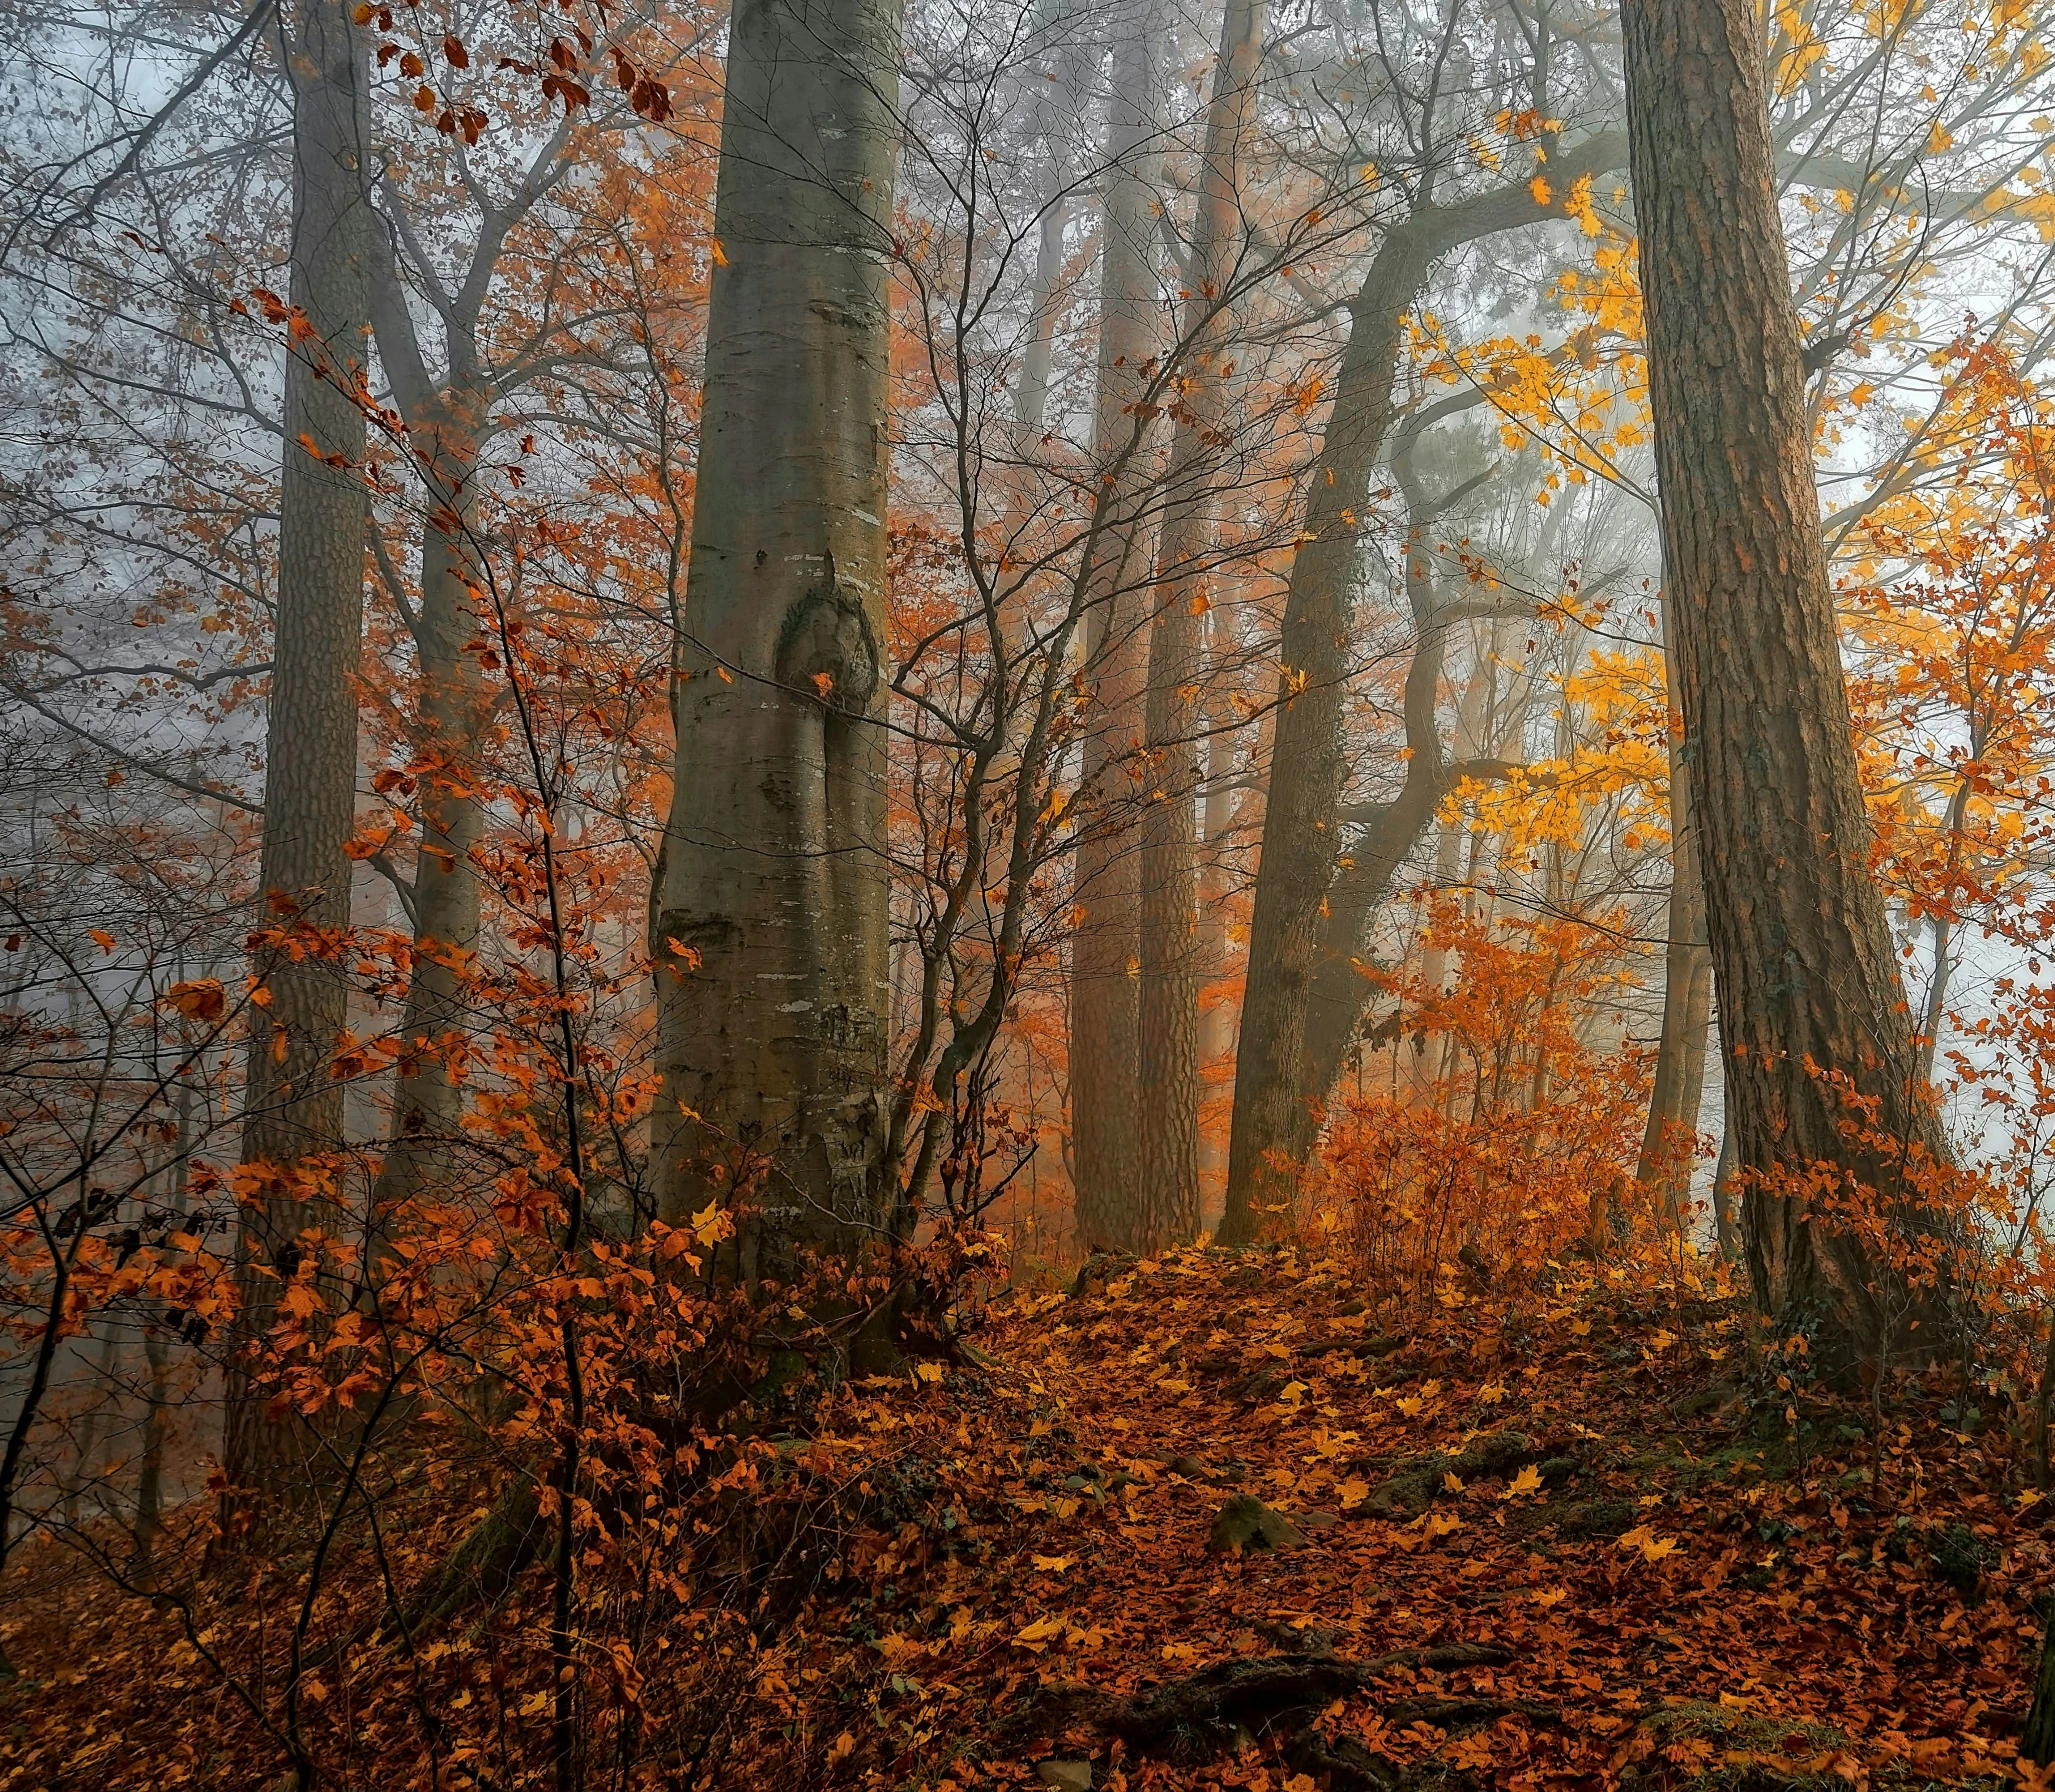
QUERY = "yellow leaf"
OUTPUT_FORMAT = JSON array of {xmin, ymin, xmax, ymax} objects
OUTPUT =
[
  {"xmin": 690, "ymin": 1202, "xmax": 735, "ymax": 1248},
  {"xmin": 710, "ymin": 238, "xmax": 729, "ymax": 266},
  {"xmin": 1617, "ymin": 1524, "xmax": 1682, "ymax": 1564},
  {"xmin": 1032, "ymin": 1554, "xmax": 1075, "ymax": 1573},
  {"xmin": 1337, "ymin": 1478, "xmax": 1371, "ymax": 1510},
  {"xmin": 913, "ymin": 1360, "xmax": 944, "ymax": 1384},
  {"xmin": 1395, "ymin": 1395, "xmax": 1426, "ymax": 1418},
  {"xmin": 1013, "ymin": 1615, "xmax": 1066, "ymax": 1652},
  {"xmin": 1443, "ymin": 1471, "xmax": 1466, "ymax": 1494},
  {"xmin": 1529, "ymin": 175, "xmax": 1551, "ymax": 205},
  {"xmin": 1424, "ymin": 1511, "xmax": 1464, "ymax": 1539},
  {"xmin": 1532, "ymin": 1586, "xmax": 1568, "ymax": 1607},
  {"xmin": 828, "ymin": 1731, "xmax": 855, "ymax": 1762},
  {"xmin": 1503, "ymin": 1463, "xmax": 1544, "ymax": 1499}
]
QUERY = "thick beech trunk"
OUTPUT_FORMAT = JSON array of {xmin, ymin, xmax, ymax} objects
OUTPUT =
[
  {"xmin": 224, "ymin": 0, "xmax": 371, "ymax": 1504},
  {"xmin": 1132, "ymin": 0, "xmax": 1268, "ymax": 1249},
  {"xmin": 1621, "ymin": 0, "xmax": 1954, "ymax": 1358},
  {"xmin": 1068, "ymin": 5, "xmax": 1164, "ymax": 1250},
  {"xmin": 653, "ymin": 0, "xmax": 904, "ymax": 1270}
]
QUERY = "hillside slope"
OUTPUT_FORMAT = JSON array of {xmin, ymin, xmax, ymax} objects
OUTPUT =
[{"xmin": 0, "ymin": 1244, "xmax": 2041, "ymax": 1790}]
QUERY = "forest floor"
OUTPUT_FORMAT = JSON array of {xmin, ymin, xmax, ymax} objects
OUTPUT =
[{"xmin": 0, "ymin": 1242, "xmax": 2044, "ymax": 1791}]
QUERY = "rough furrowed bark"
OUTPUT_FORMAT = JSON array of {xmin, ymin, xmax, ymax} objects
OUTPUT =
[
  {"xmin": 225, "ymin": 0, "xmax": 374, "ymax": 1511},
  {"xmin": 1621, "ymin": 0, "xmax": 1958, "ymax": 1363},
  {"xmin": 1069, "ymin": 0, "xmax": 1167, "ymax": 1253},
  {"xmin": 652, "ymin": 0, "xmax": 905, "ymax": 1277}
]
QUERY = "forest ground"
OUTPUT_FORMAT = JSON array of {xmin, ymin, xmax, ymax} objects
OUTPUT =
[{"xmin": 0, "ymin": 1243, "xmax": 2042, "ymax": 1791}]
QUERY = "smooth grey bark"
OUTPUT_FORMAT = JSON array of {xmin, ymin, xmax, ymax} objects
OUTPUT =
[
  {"xmin": 225, "ymin": 0, "xmax": 372, "ymax": 1505},
  {"xmin": 1068, "ymin": 0, "xmax": 1167, "ymax": 1251},
  {"xmin": 1013, "ymin": 10, "xmax": 1093, "ymax": 444},
  {"xmin": 653, "ymin": 0, "xmax": 905, "ymax": 1269},
  {"xmin": 1133, "ymin": 0, "xmax": 1269, "ymax": 1249},
  {"xmin": 364, "ymin": 293, "xmax": 491, "ymax": 1232},
  {"xmin": 362, "ymin": 128, "xmax": 576, "ymax": 1234}
]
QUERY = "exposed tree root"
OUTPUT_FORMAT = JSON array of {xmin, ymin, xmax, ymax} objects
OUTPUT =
[
  {"xmin": 1285, "ymin": 1726, "xmax": 1465, "ymax": 1792},
  {"xmin": 997, "ymin": 1641, "xmax": 1537, "ymax": 1768},
  {"xmin": 405, "ymin": 1469, "xmax": 545, "ymax": 1629}
]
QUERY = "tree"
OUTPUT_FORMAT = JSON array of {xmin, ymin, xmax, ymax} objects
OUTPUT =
[
  {"xmin": 1633, "ymin": 587, "xmax": 1714, "ymax": 1225},
  {"xmin": 1132, "ymin": 0, "xmax": 1268, "ymax": 1250},
  {"xmin": 1218, "ymin": 126, "xmax": 1628, "ymax": 1245},
  {"xmin": 652, "ymin": 0, "xmax": 906, "ymax": 1269},
  {"xmin": 222, "ymin": 0, "xmax": 373, "ymax": 1505},
  {"xmin": 1619, "ymin": 0, "xmax": 1955, "ymax": 1359},
  {"xmin": 1067, "ymin": 0, "xmax": 1166, "ymax": 1252}
]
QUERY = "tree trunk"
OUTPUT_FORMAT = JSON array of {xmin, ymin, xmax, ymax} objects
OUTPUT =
[
  {"xmin": 1915, "ymin": 776, "xmax": 1973, "ymax": 1085},
  {"xmin": 1634, "ymin": 640, "xmax": 1715, "ymax": 1226},
  {"xmin": 2026, "ymin": 1595, "xmax": 2055, "ymax": 1764},
  {"xmin": 362, "ymin": 282, "xmax": 494, "ymax": 1237},
  {"xmin": 1218, "ymin": 136, "xmax": 1625, "ymax": 1245},
  {"xmin": 1068, "ymin": 1, "xmax": 1165, "ymax": 1251},
  {"xmin": 1217, "ymin": 230, "xmax": 1430, "ymax": 1246},
  {"xmin": 1195, "ymin": 668, "xmax": 1243, "ymax": 1221},
  {"xmin": 1621, "ymin": 0, "xmax": 1955, "ymax": 1361},
  {"xmin": 1711, "ymin": 1123, "xmax": 1741, "ymax": 1261},
  {"xmin": 224, "ymin": 0, "xmax": 372, "ymax": 1506},
  {"xmin": 365, "ymin": 126, "xmax": 582, "ymax": 1243},
  {"xmin": 652, "ymin": 0, "xmax": 905, "ymax": 1271},
  {"xmin": 1235, "ymin": 397, "xmax": 1506, "ymax": 1221},
  {"xmin": 369, "ymin": 494, "xmax": 487, "ymax": 1219},
  {"xmin": 1132, "ymin": 0, "xmax": 1268, "ymax": 1250},
  {"xmin": 1012, "ymin": 14, "xmax": 1091, "ymax": 445}
]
